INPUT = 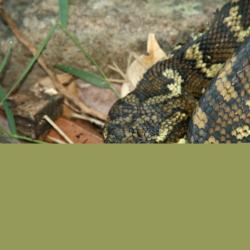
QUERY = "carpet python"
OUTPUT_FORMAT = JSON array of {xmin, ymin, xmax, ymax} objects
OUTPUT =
[{"xmin": 104, "ymin": 0, "xmax": 250, "ymax": 144}]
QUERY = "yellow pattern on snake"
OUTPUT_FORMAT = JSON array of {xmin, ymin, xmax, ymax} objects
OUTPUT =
[{"xmin": 104, "ymin": 0, "xmax": 250, "ymax": 144}]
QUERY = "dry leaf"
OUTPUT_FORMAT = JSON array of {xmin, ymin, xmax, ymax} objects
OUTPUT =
[
  {"xmin": 77, "ymin": 82, "xmax": 119, "ymax": 115},
  {"xmin": 121, "ymin": 33, "xmax": 168, "ymax": 97}
]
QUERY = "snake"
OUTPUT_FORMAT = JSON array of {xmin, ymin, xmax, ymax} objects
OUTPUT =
[{"xmin": 104, "ymin": 0, "xmax": 250, "ymax": 144}]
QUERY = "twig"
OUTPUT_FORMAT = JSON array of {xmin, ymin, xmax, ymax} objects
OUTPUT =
[
  {"xmin": 106, "ymin": 78, "xmax": 124, "ymax": 84},
  {"xmin": 127, "ymin": 53, "xmax": 133, "ymax": 69},
  {"xmin": 0, "ymin": 8, "xmax": 107, "ymax": 121},
  {"xmin": 43, "ymin": 115, "xmax": 74, "ymax": 144},
  {"xmin": 108, "ymin": 62, "xmax": 127, "ymax": 79},
  {"xmin": 47, "ymin": 136, "xmax": 67, "ymax": 144},
  {"xmin": 72, "ymin": 113, "xmax": 105, "ymax": 128}
]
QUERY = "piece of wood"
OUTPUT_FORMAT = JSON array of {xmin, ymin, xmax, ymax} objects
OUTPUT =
[
  {"xmin": 44, "ymin": 117, "xmax": 103, "ymax": 144},
  {"xmin": 8, "ymin": 81, "xmax": 64, "ymax": 139}
]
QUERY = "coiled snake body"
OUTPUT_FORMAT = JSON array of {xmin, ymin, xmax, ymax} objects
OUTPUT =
[{"xmin": 104, "ymin": 0, "xmax": 250, "ymax": 143}]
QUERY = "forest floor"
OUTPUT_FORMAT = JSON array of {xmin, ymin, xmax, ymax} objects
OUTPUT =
[{"xmin": 0, "ymin": 0, "xmax": 225, "ymax": 143}]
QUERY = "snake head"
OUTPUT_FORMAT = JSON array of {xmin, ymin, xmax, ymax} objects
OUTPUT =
[{"xmin": 103, "ymin": 92, "xmax": 196, "ymax": 144}]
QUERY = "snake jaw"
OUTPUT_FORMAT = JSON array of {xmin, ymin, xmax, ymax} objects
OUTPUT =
[{"xmin": 104, "ymin": 94, "xmax": 193, "ymax": 144}]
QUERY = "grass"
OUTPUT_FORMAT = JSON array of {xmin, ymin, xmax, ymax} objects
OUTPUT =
[
  {"xmin": 58, "ymin": 24, "xmax": 120, "ymax": 98},
  {"xmin": 58, "ymin": 1, "xmax": 120, "ymax": 97},
  {"xmin": 0, "ymin": 24, "xmax": 57, "ymax": 143},
  {"xmin": 59, "ymin": 0, "xmax": 68, "ymax": 28},
  {"xmin": 0, "ymin": 25, "xmax": 56, "ymax": 143},
  {"xmin": 0, "ymin": 44, "xmax": 17, "ymax": 135},
  {"xmin": 55, "ymin": 64, "xmax": 113, "ymax": 89},
  {"xmin": 0, "ymin": 24, "xmax": 57, "ymax": 104}
]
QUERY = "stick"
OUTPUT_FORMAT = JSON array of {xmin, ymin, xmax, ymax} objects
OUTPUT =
[
  {"xmin": 71, "ymin": 113, "xmax": 105, "ymax": 128},
  {"xmin": 43, "ymin": 115, "xmax": 74, "ymax": 144}
]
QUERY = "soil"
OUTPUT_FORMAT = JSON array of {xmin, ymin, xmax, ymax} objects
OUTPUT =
[{"xmin": 0, "ymin": 0, "xmax": 225, "ymax": 87}]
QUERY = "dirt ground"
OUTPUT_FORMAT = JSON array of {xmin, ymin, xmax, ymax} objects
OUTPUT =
[{"xmin": 0, "ymin": 0, "xmax": 225, "ymax": 85}]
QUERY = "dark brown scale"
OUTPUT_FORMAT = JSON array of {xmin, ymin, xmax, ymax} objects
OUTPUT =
[
  {"xmin": 188, "ymin": 37, "xmax": 250, "ymax": 143},
  {"xmin": 239, "ymin": 0, "xmax": 250, "ymax": 28},
  {"xmin": 104, "ymin": 0, "xmax": 250, "ymax": 144}
]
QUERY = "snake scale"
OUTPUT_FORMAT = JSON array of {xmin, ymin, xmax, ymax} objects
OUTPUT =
[{"xmin": 104, "ymin": 0, "xmax": 250, "ymax": 144}]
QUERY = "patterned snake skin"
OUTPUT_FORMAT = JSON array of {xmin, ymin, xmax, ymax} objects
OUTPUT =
[{"xmin": 104, "ymin": 0, "xmax": 250, "ymax": 143}]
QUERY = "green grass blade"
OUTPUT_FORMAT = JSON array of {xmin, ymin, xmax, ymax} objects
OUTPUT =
[
  {"xmin": 0, "ymin": 121, "xmax": 46, "ymax": 143},
  {"xmin": 11, "ymin": 134, "xmax": 47, "ymax": 144},
  {"xmin": 59, "ymin": 24, "xmax": 105, "ymax": 77},
  {"xmin": 59, "ymin": 24, "xmax": 120, "ymax": 97},
  {"xmin": 55, "ymin": 64, "xmax": 112, "ymax": 89},
  {"xmin": 0, "ymin": 86, "xmax": 17, "ymax": 134},
  {"xmin": 59, "ymin": 0, "xmax": 68, "ymax": 28},
  {"xmin": 0, "ymin": 24, "xmax": 58, "ymax": 105},
  {"xmin": 0, "ymin": 44, "xmax": 12, "ymax": 73},
  {"xmin": 0, "ymin": 44, "xmax": 17, "ymax": 134}
]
